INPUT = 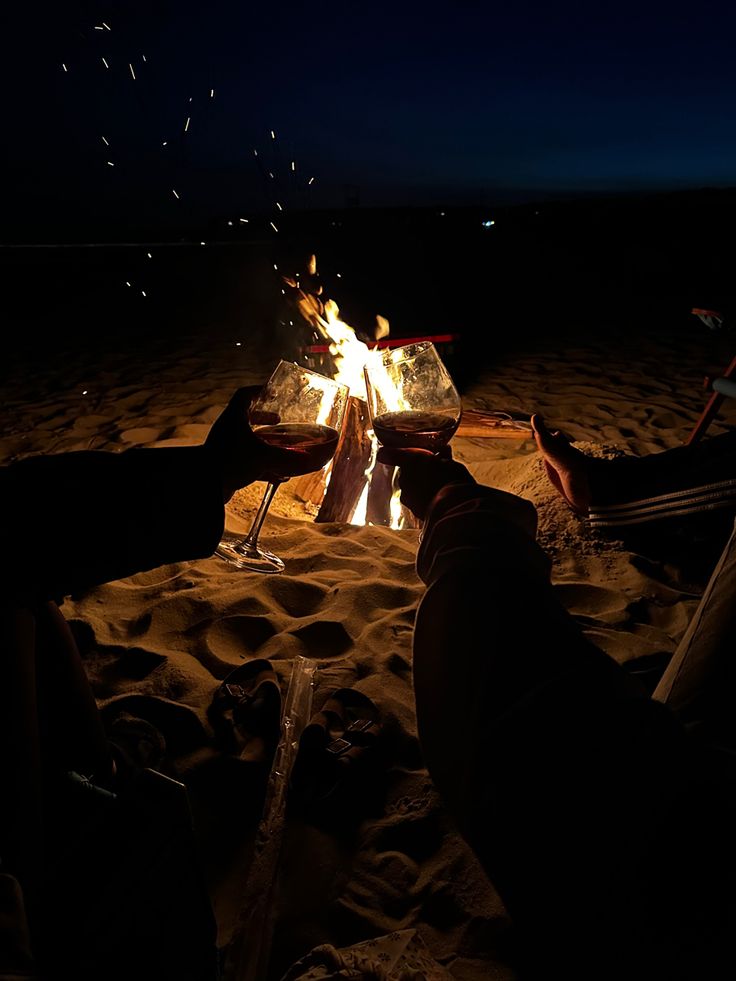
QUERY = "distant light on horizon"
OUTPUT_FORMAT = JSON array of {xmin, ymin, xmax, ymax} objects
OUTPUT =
[{"xmin": 482, "ymin": 219, "xmax": 495, "ymax": 227}]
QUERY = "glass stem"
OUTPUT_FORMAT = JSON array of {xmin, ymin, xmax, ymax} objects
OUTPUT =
[{"xmin": 242, "ymin": 481, "xmax": 281, "ymax": 549}]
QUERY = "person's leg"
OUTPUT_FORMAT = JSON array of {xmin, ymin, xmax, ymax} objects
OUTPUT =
[
  {"xmin": 413, "ymin": 496, "xmax": 731, "ymax": 977},
  {"xmin": 533, "ymin": 417, "xmax": 736, "ymax": 529}
]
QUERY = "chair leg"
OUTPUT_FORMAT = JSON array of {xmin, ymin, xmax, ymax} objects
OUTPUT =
[{"xmin": 687, "ymin": 353, "xmax": 736, "ymax": 445}]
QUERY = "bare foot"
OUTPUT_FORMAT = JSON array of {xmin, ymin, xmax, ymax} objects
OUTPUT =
[{"xmin": 531, "ymin": 414, "xmax": 592, "ymax": 515}]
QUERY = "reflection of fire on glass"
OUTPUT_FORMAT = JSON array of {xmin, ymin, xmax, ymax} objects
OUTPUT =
[
  {"xmin": 217, "ymin": 361, "xmax": 348, "ymax": 574},
  {"xmin": 365, "ymin": 343, "xmax": 462, "ymax": 453},
  {"xmin": 371, "ymin": 410, "xmax": 460, "ymax": 452},
  {"xmin": 254, "ymin": 423, "xmax": 340, "ymax": 477},
  {"xmin": 280, "ymin": 257, "xmax": 460, "ymax": 527}
]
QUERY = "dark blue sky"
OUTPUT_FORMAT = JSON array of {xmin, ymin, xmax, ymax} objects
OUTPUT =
[{"xmin": 6, "ymin": 0, "xmax": 736, "ymax": 231}]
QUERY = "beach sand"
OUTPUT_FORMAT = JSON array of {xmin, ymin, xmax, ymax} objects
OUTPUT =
[{"xmin": 4, "ymin": 315, "xmax": 736, "ymax": 979}]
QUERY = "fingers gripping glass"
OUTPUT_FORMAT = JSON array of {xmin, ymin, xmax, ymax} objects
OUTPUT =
[
  {"xmin": 216, "ymin": 362, "xmax": 349, "ymax": 574},
  {"xmin": 363, "ymin": 342, "xmax": 462, "ymax": 452}
]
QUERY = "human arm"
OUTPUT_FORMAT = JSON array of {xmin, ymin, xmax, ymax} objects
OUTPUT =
[{"xmin": 0, "ymin": 387, "xmax": 293, "ymax": 604}]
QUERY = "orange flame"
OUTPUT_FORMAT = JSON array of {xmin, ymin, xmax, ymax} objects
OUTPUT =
[{"xmin": 293, "ymin": 276, "xmax": 405, "ymax": 529}]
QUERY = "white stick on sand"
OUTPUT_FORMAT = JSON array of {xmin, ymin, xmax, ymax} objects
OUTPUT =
[{"xmin": 228, "ymin": 655, "xmax": 317, "ymax": 981}]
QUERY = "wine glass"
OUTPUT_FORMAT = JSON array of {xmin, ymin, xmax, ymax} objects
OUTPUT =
[
  {"xmin": 363, "ymin": 342, "xmax": 462, "ymax": 452},
  {"xmin": 216, "ymin": 361, "xmax": 349, "ymax": 574}
]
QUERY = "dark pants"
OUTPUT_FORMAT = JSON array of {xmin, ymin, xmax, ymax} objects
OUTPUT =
[
  {"xmin": 0, "ymin": 602, "xmax": 217, "ymax": 980},
  {"xmin": 414, "ymin": 504, "xmax": 736, "ymax": 979}
]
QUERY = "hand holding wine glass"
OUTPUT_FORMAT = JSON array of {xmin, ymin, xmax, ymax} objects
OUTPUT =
[
  {"xmin": 363, "ymin": 342, "xmax": 462, "ymax": 453},
  {"xmin": 216, "ymin": 362, "xmax": 349, "ymax": 574},
  {"xmin": 365, "ymin": 342, "xmax": 465, "ymax": 520},
  {"xmin": 205, "ymin": 386, "xmax": 301, "ymax": 503}
]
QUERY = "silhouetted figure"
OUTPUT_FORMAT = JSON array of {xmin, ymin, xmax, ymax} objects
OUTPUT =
[
  {"xmin": 0, "ymin": 388, "xmax": 294, "ymax": 981},
  {"xmin": 382, "ymin": 442, "xmax": 736, "ymax": 980}
]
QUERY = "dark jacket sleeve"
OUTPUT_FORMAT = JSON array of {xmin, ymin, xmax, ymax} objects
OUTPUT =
[{"xmin": 0, "ymin": 446, "xmax": 225, "ymax": 604}]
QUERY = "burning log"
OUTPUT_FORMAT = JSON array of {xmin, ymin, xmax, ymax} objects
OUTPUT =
[
  {"xmin": 291, "ymin": 396, "xmax": 421, "ymax": 528},
  {"xmin": 365, "ymin": 460, "xmax": 394, "ymax": 527},
  {"xmin": 315, "ymin": 396, "xmax": 373, "ymax": 523}
]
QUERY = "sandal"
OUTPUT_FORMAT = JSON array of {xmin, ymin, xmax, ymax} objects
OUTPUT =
[
  {"xmin": 208, "ymin": 659, "xmax": 282, "ymax": 763},
  {"xmin": 290, "ymin": 688, "xmax": 384, "ymax": 824},
  {"xmin": 108, "ymin": 712, "xmax": 168, "ymax": 785}
]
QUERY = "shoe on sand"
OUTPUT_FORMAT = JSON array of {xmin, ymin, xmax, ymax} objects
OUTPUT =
[
  {"xmin": 208, "ymin": 658, "xmax": 282, "ymax": 764},
  {"xmin": 290, "ymin": 688, "xmax": 384, "ymax": 826}
]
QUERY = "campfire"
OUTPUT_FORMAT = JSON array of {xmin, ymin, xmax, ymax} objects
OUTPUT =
[
  {"xmin": 282, "ymin": 262, "xmax": 419, "ymax": 529},
  {"xmin": 279, "ymin": 254, "xmax": 531, "ymax": 528}
]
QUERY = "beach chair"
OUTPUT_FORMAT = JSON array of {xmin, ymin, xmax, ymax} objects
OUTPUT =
[{"xmin": 687, "ymin": 308, "xmax": 736, "ymax": 445}]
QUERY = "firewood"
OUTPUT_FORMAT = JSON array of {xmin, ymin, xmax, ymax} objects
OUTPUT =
[
  {"xmin": 316, "ymin": 396, "xmax": 373, "ymax": 523},
  {"xmin": 366, "ymin": 460, "xmax": 393, "ymax": 526},
  {"xmin": 292, "ymin": 468, "xmax": 327, "ymax": 507}
]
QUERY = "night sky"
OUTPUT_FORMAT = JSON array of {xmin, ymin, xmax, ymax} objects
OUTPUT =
[{"xmin": 6, "ymin": 1, "xmax": 736, "ymax": 235}]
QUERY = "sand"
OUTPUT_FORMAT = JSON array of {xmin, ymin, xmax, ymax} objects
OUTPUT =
[{"xmin": 4, "ymin": 316, "xmax": 736, "ymax": 979}]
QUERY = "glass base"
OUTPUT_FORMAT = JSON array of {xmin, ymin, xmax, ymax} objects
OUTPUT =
[{"xmin": 215, "ymin": 533, "xmax": 285, "ymax": 574}]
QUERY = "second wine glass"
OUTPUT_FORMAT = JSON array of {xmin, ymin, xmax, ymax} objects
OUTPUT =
[
  {"xmin": 363, "ymin": 342, "xmax": 462, "ymax": 452},
  {"xmin": 216, "ymin": 361, "xmax": 349, "ymax": 574}
]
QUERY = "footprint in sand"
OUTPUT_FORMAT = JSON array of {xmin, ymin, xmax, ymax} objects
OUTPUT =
[
  {"xmin": 264, "ymin": 576, "xmax": 329, "ymax": 618},
  {"xmin": 205, "ymin": 614, "xmax": 277, "ymax": 664},
  {"xmin": 119, "ymin": 426, "xmax": 162, "ymax": 444},
  {"xmin": 103, "ymin": 644, "xmax": 167, "ymax": 680},
  {"xmin": 553, "ymin": 582, "xmax": 630, "ymax": 625},
  {"xmin": 288, "ymin": 619, "xmax": 353, "ymax": 658}
]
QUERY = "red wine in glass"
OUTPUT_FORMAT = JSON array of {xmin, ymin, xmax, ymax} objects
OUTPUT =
[
  {"xmin": 364, "ymin": 342, "xmax": 462, "ymax": 454},
  {"xmin": 371, "ymin": 410, "xmax": 459, "ymax": 452},
  {"xmin": 215, "ymin": 361, "xmax": 348, "ymax": 574},
  {"xmin": 254, "ymin": 423, "xmax": 340, "ymax": 478}
]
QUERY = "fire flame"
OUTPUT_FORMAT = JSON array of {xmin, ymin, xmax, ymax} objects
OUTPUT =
[{"xmin": 309, "ymin": 293, "xmax": 405, "ymax": 528}]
